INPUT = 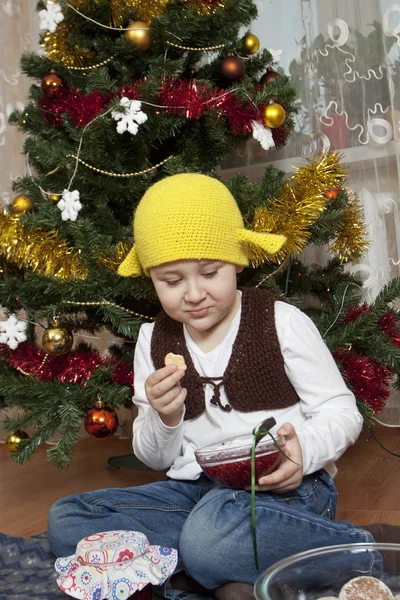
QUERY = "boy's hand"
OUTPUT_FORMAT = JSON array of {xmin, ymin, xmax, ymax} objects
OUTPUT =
[
  {"xmin": 145, "ymin": 364, "xmax": 187, "ymax": 427},
  {"xmin": 249, "ymin": 423, "xmax": 304, "ymax": 493}
]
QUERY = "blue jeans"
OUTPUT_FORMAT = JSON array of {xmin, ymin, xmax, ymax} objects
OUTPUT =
[{"xmin": 48, "ymin": 470, "xmax": 373, "ymax": 595}]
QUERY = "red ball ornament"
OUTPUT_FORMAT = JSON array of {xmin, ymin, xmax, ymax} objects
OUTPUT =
[
  {"xmin": 324, "ymin": 188, "xmax": 341, "ymax": 200},
  {"xmin": 84, "ymin": 400, "xmax": 119, "ymax": 439},
  {"xmin": 219, "ymin": 56, "xmax": 245, "ymax": 82},
  {"xmin": 260, "ymin": 69, "xmax": 280, "ymax": 86},
  {"xmin": 41, "ymin": 73, "xmax": 64, "ymax": 97}
]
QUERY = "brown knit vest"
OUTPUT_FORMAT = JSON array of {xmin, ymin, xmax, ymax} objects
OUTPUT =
[{"xmin": 151, "ymin": 287, "xmax": 300, "ymax": 420}]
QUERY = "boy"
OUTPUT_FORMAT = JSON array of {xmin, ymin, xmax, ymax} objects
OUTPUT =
[{"xmin": 48, "ymin": 174, "xmax": 396, "ymax": 599}]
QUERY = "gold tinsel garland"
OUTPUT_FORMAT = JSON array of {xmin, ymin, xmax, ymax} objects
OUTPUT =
[
  {"xmin": 1, "ymin": 154, "xmax": 367, "ymax": 280},
  {"xmin": 0, "ymin": 213, "xmax": 88, "ymax": 280},
  {"xmin": 247, "ymin": 152, "xmax": 366, "ymax": 266},
  {"xmin": 42, "ymin": 0, "xmax": 224, "ymax": 66},
  {"xmin": 42, "ymin": 22, "xmax": 97, "ymax": 69},
  {"xmin": 98, "ymin": 241, "xmax": 130, "ymax": 271},
  {"xmin": 182, "ymin": 0, "xmax": 225, "ymax": 16},
  {"xmin": 108, "ymin": 0, "xmax": 170, "ymax": 25},
  {"xmin": 42, "ymin": 0, "xmax": 171, "ymax": 67},
  {"xmin": 331, "ymin": 190, "xmax": 369, "ymax": 261}
]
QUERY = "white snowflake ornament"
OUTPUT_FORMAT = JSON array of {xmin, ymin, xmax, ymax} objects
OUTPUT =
[
  {"xmin": 57, "ymin": 189, "xmax": 82, "ymax": 222},
  {"xmin": 112, "ymin": 97, "xmax": 148, "ymax": 135},
  {"xmin": 0, "ymin": 314, "xmax": 28, "ymax": 350},
  {"xmin": 268, "ymin": 48, "xmax": 283, "ymax": 64},
  {"xmin": 38, "ymin": 1, "xmax": 64, "ymax": 33},
  {"xmin": 252, "ymin": 121, "xmax": 275, "ymax": 151}
]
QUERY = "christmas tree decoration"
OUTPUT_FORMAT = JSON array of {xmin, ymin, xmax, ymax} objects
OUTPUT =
[
  {"xmin": 39, "ymin": 87, "xmax": 111, "ymax": 128},
  {"xmin": 110, "ymin": 0, "xmax": 170, "ymax": 25},
  {"xmin": 0, "ymin": 314, "xmax": 28, "ymax": 349},
  {"xmin": 41, "ymin": 318, "xmax": 73, "ymax": 356},
  {"xmin": 112, "ymin": 98, "xmax": 148, "ymax": 135},
  {"xmin": 41, "ymin": 73, "xmax": 64, "ymax": 97},
  {"xmin": 38, "ymin": 0, "xmax": 64, "ymax": 33},
  {"xmin": 379, "ymin": 312, "xmax": 400, "ymax": 347},
  {"xmin": 84, "ymin": 400, "xmax": 119, "ymax": 439},
  {"xmin": 182, "ymin": 0, "xmax": 225, "ymax": 16},
  {"xmin": 251, "ymin": 121, "xmax": 275, "ymax": 151},
  {"xmin": 268, "ymin": 48, "xmax": 283, "ymax": 64},
  {"xmin": 248, "ymin": 152, "xmax": 349, "ymax": 266},
  {"xmin": 262, "ymin": 103, "xmax": 286, "ymax": 128},
  {"xmin": 3, "ymin": 0, "xmax": 398, "ymax": 469},
  {"xmin": 42, "ymin": 22, "xmax": 97, "ymax": 69},
  {"xmin": 6, "ymin": 430, "xmax": 30, "ymax": 453},
  {"xmin": 124, "ymin": 21, "xmax": 151, "ymax": 50},
  {"xmin": 324, "ymin": 187, "xmax": 341, "ymax": 200},
  {"xmin": 57, "ymin": 190, "xmax": 82, "ymax": 222},
  {"xmin": 0, "ymin": 213, "xmax": 88, "ymax": 280},
  {"xmin": 334, "ymin": 349, "xmax": 393, "ymax": 414},
  {"xmin": 271, "ymin": 125, "xmax": 290, "ymax": 150},
  {"xmin": 219, "ymin": 56, "xmax": 246, "ymax": 82},
  {"xmin": 10, "ymin": 194, "xmax": 34, "ymax": 215},
  {"xmin": 260, "ymin": 69, "xmax": 280, "ymax": 86},
  {"xmin": 98, "ymin": 241, "xmax": 131, "ymax": 272},
  {"xmin": 330, "ymin": 190, "xmax": 369, "ymax": 262},
  {"xmin": 242, "ymin": 32, "xmax": 260, "ymax": 55}
]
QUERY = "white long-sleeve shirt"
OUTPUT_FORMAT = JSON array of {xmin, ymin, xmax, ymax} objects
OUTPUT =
[{"xmin": 132, "ymin": 299, "xmax": 363, "ymax": 479}]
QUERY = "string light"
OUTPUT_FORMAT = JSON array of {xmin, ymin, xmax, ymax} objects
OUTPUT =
[
  {"xmin": 66, "ymin": 55, "xmax": 115, "ymax": 71},
  {"xmin": 62, "ymin": 299, "xmax": 154, "ymax": 321},
  {"xmin": 16, "ymin": 354, "xmax": 49, "ymax": 377},
  {"xmin": 64, "ymin": 3, "xmax": 226, "ymax": 52},
  {"xmin": 65, "ymin": 154, "xmax": 173, "ymax": 177},
  {"xmin": 165, "ymin": 40, "xmax": 225, "ymax": 51}
]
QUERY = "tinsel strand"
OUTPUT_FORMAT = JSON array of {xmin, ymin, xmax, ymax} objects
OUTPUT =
[
  {"xmin": 0, "ymin": 213, "xmax": 87, "ymax": 280},
  {"xmin": 248, "ymin": 152, "xmax": 367, "ymax": 266}
]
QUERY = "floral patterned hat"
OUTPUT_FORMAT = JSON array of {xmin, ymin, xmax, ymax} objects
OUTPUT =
[{"xmin": 55, "ymin": 530, "xmax": 178, "ymax": 600}]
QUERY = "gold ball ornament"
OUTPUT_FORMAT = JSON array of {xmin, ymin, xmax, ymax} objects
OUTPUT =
[
  {"xmin": 41, "ymin": 73, "xmax": 64, "ymax": 97},
  {"xmin": 219, "ymin": 56, "xmax": 246, "ymax": 82},
  {"xmin": 42, "ymin": 318, "xmax": 73, "ymax": 356},
  {"xmin": 10, "ymin": 194, "xmax": 34, "ymax": 215},
  {"xmin": 6, "ymin": 430, "xmax": 29, "ymax": 453},
  {"xmin": 48, "ymin": 193, "xmax": 62, "ymax": 202},
  {"xmin": 262, "ymin": 103, "xmax": 286, "ymax": 128},
  {"xmin": 242, "ymin": 32, "xmax": 260, "ymax": 55},
  {"xmin": 124, "ymin": 21, "xmax": 151, "ymax": 50}
]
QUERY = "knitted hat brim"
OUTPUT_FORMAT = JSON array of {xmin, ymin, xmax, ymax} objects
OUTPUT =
[{"xmin": 118, "ymin": 231, "xmax": 287, "ymax": 278}]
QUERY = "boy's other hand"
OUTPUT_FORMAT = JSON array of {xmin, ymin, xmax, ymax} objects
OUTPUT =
[
  {"xmin": 249, "ymin": 423, "xmax": 304, "ymax": 493},
  {"xmin": 145, "ymin": 364, "xmax": 187, "ymax": 427}
]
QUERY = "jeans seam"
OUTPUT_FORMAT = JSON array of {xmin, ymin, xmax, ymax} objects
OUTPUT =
[{"xmin": 88, "ymin": 499, "xmax": 193, "ymax": 512}]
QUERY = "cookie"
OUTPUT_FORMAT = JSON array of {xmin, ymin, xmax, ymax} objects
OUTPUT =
[
  {"xmin": 339, "ymin": 576, "xmax": 393, "ymax": 600},
  {"xmin": 164, "ymin": 352, "xmax": 187, "ymax": 371}
]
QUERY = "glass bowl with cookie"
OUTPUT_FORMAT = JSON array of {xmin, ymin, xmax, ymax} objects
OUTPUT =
[
  {"xmin": 254, "ymin": 542, "xmax": 400, "ymax": 599},
  {"xmin": 194, "ymin": 418, "xmax": 285, "ymax": 489}
]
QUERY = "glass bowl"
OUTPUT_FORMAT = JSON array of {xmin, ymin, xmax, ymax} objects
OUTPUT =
[
  {"xmin": 194, "ymin": 433, "xmax": 284, "ymax": 488},
  {"xmin": 254, "ymin": 543, "xmax": 400, "ymax": 599}
]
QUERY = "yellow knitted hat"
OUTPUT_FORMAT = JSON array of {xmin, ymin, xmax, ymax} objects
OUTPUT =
[{"xmin": 118, "ymin": 173, "xmax": 286, "ymax": 277}]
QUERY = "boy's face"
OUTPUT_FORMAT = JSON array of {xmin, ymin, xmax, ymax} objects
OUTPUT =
[{"xmin": 150, "ymin": 259, "xmax": 242, "ymax": 334}]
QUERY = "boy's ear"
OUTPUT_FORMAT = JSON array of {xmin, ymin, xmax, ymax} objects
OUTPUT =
[{"xmin": 236, "ymin": 265, "xmax": 245, "ymax": 273}]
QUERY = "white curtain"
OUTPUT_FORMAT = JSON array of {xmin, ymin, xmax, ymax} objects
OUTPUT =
[
  {"xmin": 1, "ymin": 1, "xmax": 399, "ymax": 426},
  {"xmin": 220, "ymin": 0, "xmax": 400, "ymax": 425},
  {"xmin": 0, "ymin": 1, "xmax": 39, "ymax": 207}
]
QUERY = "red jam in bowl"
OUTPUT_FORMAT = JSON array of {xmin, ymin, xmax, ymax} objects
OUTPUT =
[{"xmin": 194, "ymin": 434, "xmax": 284, "ymax": 488}]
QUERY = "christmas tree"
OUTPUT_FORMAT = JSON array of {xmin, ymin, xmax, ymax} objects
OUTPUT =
[{"xmin": 1, "ymin": 0, "xmax": 400, "ymax": 466}]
